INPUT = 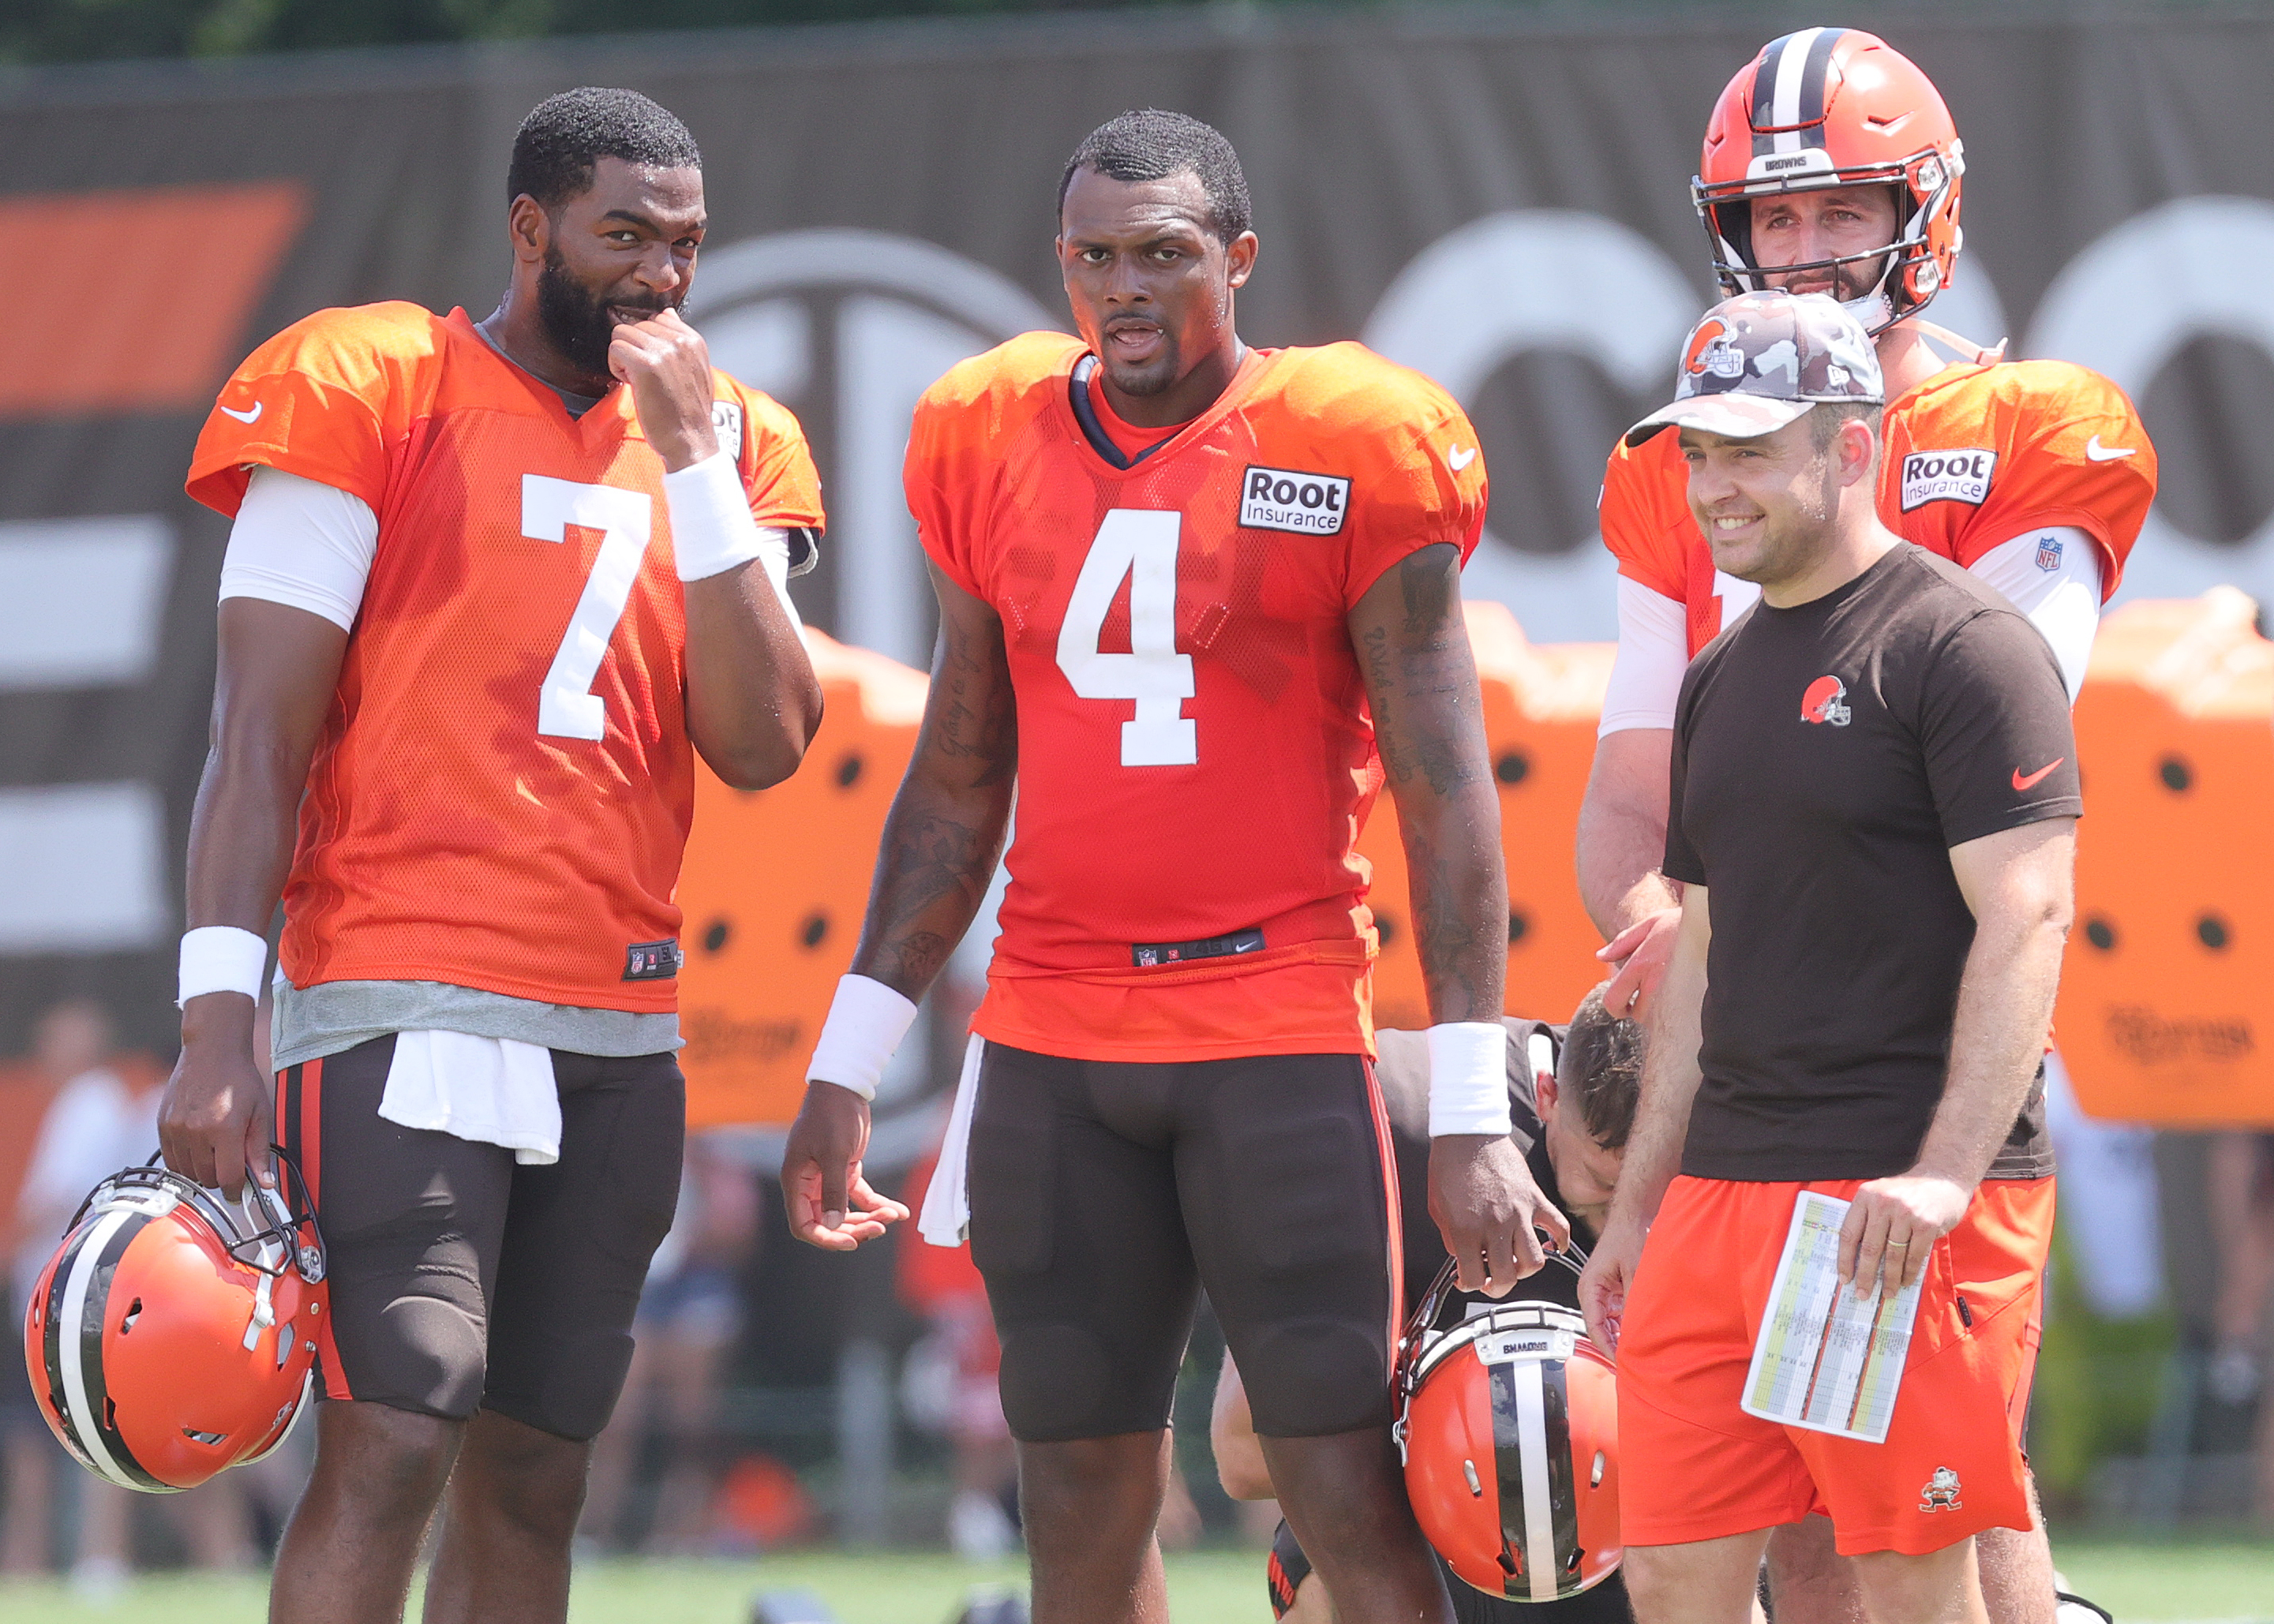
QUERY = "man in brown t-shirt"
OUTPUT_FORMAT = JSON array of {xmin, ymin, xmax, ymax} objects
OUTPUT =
[{"xmin": 1578, "ymin": 291, "xmax": 2078, "ymax": 1624}]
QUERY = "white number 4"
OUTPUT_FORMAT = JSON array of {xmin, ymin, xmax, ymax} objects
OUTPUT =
[
  {"xmin": 1055, "ymin": 509, "xmax": 1196, "ymax": 766},
  {"xmin": 522, "ymin": 475, "xmax": 654, "ymax": 741}
]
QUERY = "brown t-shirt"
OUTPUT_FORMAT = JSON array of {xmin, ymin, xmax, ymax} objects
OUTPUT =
[{"xmin": 1663, "ymin": 544, "xmax": 2078, "ymax": 1182}]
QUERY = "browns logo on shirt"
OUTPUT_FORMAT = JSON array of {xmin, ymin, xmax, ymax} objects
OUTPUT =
[
  {"xmin": 1600, "ymin": 357, "xmax": 2158, "ymax": 657},
  {"xmin": 907, "ymin": 332, "xmax": 1488, "ymax": 1062},
  {"xmin": 186, "ymin": 301, "xmax": 823, "ymax": 1012}
]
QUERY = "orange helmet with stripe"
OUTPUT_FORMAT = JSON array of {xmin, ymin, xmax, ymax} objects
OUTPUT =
[
  {"xmin": 21, "ymin": 1160, "xmax": 328, "ymax": 1491},
  {"xmin": 1694, "ymin": 28, "xmax": 1965, "ymax": 334},
  {"xmin": 1395, "ymin": 1270, "xmax": 1621, "ymax": 1602}
]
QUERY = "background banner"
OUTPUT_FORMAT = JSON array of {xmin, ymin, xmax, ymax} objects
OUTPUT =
[{"xmin": 6, "ymin": 6, "xmax": 2272, "ymax": 1051}]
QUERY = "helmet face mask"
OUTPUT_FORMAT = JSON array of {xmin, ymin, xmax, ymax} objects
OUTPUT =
[
  {"xmin": 1694, "ymin": 28, "xmax": 1966, "ymax": 335},
  {"xmin": 24, "ymin": 1156, "xmax": 329, "ymax": 1493}
]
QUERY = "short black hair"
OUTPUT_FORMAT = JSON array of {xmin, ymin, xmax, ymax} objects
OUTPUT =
[
  {"xmin": 1560, "ymin": 984, "xmax": 1646, "ymax": 1151},
  {"xmin": 1058, "ymin": 108, "xmax": 1253, "ymax": 245},
  {"xmin": 508, "ymin": 87, "xmax": 702, "ymax": 210}
]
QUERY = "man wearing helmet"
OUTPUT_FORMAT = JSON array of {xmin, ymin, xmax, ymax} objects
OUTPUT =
[
  {"xmin": 1575, "ymin": 28, "xmax": 2154, "ymax": 1623},
  {"xmin": 1213, "ymin": 987, "xmax": 1643, "ymax": 1622},
  {"xmin": 1580, "ymin": 289, "xmax": 2081, "ymax": 1624}
]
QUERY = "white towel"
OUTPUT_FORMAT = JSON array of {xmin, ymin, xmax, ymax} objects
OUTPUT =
[
  {"xmin": 377, "ymin": 1031, "xmax": 561, "ymax": 1166},
  {"xmin": 918, "ymin": 1033, "xmax": 986, "ymax": 1247}
]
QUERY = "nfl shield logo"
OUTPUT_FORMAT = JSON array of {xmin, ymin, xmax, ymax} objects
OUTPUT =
[{"xmin": 2035, "ymin": 534, "xmax": 2064, "ymax": 572}]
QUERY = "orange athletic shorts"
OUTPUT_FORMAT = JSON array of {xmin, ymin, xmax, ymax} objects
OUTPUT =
[{"xmin": 1617, "ymin": 1174, "xmax": 2053, "ymax": 1556}]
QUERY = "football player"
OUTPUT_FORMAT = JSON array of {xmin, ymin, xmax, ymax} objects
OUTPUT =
[
  {"xmin": 782, "ymin": 110, "xmax": 1562, "ymax": 1624},
  {"xmin": 1572, "ymin": 30, "xmax": 2154, "ymax": 1624},
  {"xmin": 160, "ymin": 88, "xmax": 824, "ymax": 1623},
  {"xmin": 1213, "ymin": 987, "xmax": 1641, "ymax": 1624}
]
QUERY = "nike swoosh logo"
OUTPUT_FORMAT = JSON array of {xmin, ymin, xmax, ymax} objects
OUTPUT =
[
  {"xmin": 2084, "ymin": 434, "xmax": 2134, "ymax": 462},
  {"xmin": 2012, "ymin": 759, "xmax": 2065, "ymax": 791},
  {"xmin": 1447, "ymin": 445, "xmax": 1478, "ymax": 471},
  {"xmin": 219, "ymin": 401, "xmax": 264, "ymax": 425}
]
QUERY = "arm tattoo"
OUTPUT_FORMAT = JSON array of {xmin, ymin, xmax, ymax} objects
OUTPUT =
[
  {"xmin": 852, "ymin": 590, "xmax": 1019, "ymax": 999},
  {"xmin": 1355, "ymin": 542, "xmax": 1504, "ymax": 1025}
]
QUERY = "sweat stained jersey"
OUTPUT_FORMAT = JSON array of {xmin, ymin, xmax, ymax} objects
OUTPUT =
[
  {"xmin": 187, "ymin": 301, "xmax": 824, "ymax": 1013},
  {"xmin": 908, "ymin": 334, "xmax": 1489, "ymax": 1061},
  {"xmin": 1602, "ymin": 358, "xmax": 2157, "ymax": 656}
]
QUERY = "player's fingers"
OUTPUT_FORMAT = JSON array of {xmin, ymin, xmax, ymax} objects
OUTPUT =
[
  {"xmin": 1851, "ymin": 1205, "xmax": 1892, "ymax": 1300},
  {"xmin": 215, "ymin": 1132, "xmax": 247, "ymax": 1204},
  {"xmin": 1601, "ymin": 952, "xmax": 1649, "ymax": 1016},
  {"xmin": 819, "ymin": 1154, "xmax": 853, "ymax": 1233},
  {"xmin": 847, "ymin": 1177, "xmax": 909, "ymax": 1223},
  {"xmin": 1837, "ymin": 1199, "xmax": 1868, "ymax": 1284},
  {"xmin": 1485, "ymin": 1224, "xmax": 1523, "ymax": 1296},
  {"xmin": 1891, "ymin": 1232, "xmax": 1927, "ymax": 1295},
  {"xmin": 1449, "ymin": 1222, "xmax": 1485, "ymax": 1294},
  {"xmin": 1534, "ymin": 1199, "xmax": 1573, "ymax": 1257},
  {"xmin": 1597, "ymin": 918, "xmax": 1653, "ymax": 965},
  {"xmin": 244, "ymin": 1110, "xmax": 277, "ymax": 1191}
]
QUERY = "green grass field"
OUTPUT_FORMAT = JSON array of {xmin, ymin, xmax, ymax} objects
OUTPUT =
[{"xmin": 0, "ymin": 1540, "xmax": 2268, "ymax": 1623}]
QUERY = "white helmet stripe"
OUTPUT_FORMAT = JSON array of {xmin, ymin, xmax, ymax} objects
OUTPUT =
[
  {"xmin": 1770, "ymin": 27, "xmax": 1827, "ymax": 154},
  {"xmin": 57, "ymin": 1208, "xmax": 146, "ymax": 1491},
  {"xmin": 1510, "ymin": 1358, "xmax": 1560, "ymax": 1603}
]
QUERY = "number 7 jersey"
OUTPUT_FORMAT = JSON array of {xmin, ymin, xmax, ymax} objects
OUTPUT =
[
  {"xmin": 908, "ymin": 333, "xmax": 1488, "ymax": 1062},
  {"xmin": 187, "ymin": 301, "xmax": 823, "ymax": 1013}
]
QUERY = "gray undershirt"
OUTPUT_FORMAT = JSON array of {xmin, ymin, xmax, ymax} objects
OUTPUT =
[
  {"xmin": 272, "ymin": 979, "xmax": 680, "ymax": 1073},
  {"xmin": 270, "ymin": 326, "xmax": 665, "ymax": 1074}
]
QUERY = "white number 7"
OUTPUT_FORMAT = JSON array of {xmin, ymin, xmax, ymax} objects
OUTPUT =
[
  {"xmin": 1055, "ymin": 508, "xmax": 1196, "ymax": 766},
  {"xmin": 522, "ymin": 476, "xmax": 654, "ymax": 741}
]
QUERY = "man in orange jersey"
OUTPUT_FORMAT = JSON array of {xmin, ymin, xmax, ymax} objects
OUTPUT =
[
  {"xmin": 159, "ymin": 88, "xmax": 824, "ymax": 1624},
  {"xmin": 1572, "ymin": 31, "xmax": 2152, "ymax": 1624},
  {"xmin": 781, "ymin": 110, "xmax": 1564, "ymax": 1624}
]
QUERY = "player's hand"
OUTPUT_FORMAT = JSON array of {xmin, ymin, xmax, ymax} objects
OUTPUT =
[
  {"xmin": 1598, "ymin": 906, "xmax": 1681, "ymax": 1023},
  {"xmin": 1578, "ymin": 1213, "xmax": 1644, "ymax": 1357},
  {"xmin": 1429, "ymin": 1134, "xmax": 1572, "ymax": 1297},
  {"xmin": 157, "ymin": 995, "xmax": 274, "ymax": 1201},
  {"xmin": 609, "ymin": 307, "xmax": 718, "ymax": 472},
  {"xmin": 781, "ymin": 1080, "xmax": 911, "ymax": 1252},
  {"xmin": 1839, "ymin": 1173, "xmax": 1971, "ymax": 1301}
]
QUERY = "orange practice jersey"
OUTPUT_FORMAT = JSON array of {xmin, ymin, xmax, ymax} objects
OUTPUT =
[
  {"xmin": 909, "ymin": 334, "xmax": 1489, "ymax": 1061},
  {"xmin": 1602, "ymin": 358, "xmax": 2157, "ymax": 655},
  {"xmin": 187, "ymin": 303, "xmax": 823, "ymax": 1012}
]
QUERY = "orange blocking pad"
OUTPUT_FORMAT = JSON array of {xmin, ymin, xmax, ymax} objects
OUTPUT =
[
  {"xmin": 1359, "ymin": 602, "xmax": 1615, "ymax": 1032},
  {"xmin": 2058, "ymin": 590, "xmax": 2274, "ymax": 1126},
  {"xmin": 675, "ymin": 631, "xmax": 927, "ymax": 1130}
]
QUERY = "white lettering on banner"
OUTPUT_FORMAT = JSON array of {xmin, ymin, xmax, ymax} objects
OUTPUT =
[
  {"xmin": 0, "ymin": 783, "xmax": 169, "ymax": 952},
  {"xmin": 2029, "ymin": 195, "xmax": 2274, "ymax": 606},
  {"xmin": 522, "ymin": 477, "xmax": 654, "ymax": 742},
  {"xmin": 1900, "ymin": 448, "xmax": 1999, "ymax": 511},
  {"xmin": 1364, "ymin": 211, "xmax": 1702, "ymax": 642},
  {"xmin": 1239, "ymin": 466, "xmax": 1351, "ymax": 534},
  {"xmin": 0, "ymin": 517, "xmax": 176, "ymax": 951},
  {"xmin": 686, "ymin": 230, "xmax": 1059, "ymax": 670}
]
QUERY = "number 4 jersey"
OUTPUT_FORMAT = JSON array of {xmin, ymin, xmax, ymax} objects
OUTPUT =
[
  {"xmin": 187, "ymin": 301, "xmax": 823, "ymax": 1013},
  {"xmin": 908, "ymin": 332, "xmax": 1488, "ymax": 1062}
]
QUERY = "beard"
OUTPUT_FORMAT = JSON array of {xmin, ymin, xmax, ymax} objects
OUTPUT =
[{"xmin": 537, "ymin": 245, "xmax": 676, "ymax": 385}]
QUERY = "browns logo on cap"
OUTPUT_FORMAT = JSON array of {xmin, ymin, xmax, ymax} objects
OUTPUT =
[{"xmin": 1625, "ymin": 289, "xmax": 1885, "ymax": 447}]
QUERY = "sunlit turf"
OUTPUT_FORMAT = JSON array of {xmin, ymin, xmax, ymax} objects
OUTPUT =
[{"xmin": 0, "ymin": 1538, "xmax": 2267, "ymax": 1622}]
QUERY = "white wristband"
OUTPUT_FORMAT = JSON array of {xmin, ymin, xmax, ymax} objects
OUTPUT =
[
  {"xmin": 662, "ymin": 448, "xmax": 791, "ymax": 597},
  {"xmin": 1427, "ymin": 1020, "xmax": 1513, "ymax": 1137},
  {"xmin": 807, "ymin": 974, "xmax": 921, "ymax": 1102},
  {"xmin": 178, "ymin": 926, "xmax": 268, "ymax": 1006}
]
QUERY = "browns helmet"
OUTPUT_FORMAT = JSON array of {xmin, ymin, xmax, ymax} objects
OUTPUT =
[
  {"xmin": 21, "ymin": 1158, "xmax": 327, "ymax": 1491},
  {"xmin": 1395, "ymin": 1263, "xmax": 1620, "ymax": 1603},
  {"xmin": 1694, "ymin": 28, "xmax": 1965, "ymax": 334}
]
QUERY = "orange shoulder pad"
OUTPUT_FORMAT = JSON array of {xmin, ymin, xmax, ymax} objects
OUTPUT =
[
  {"xmin": 715, "ymin": 374, "xmax": 826, "ymax": 533},
  {"xmin": 1887, "ymin": 360, "xmax": 2156, "ymax": 597},
  {"xmin": 187, "ymin": 301, "xmax": 449, "ymax": 517},
  {"xmin": 1598, "ymin": 429, "xmax": 1695, "ymax": 603}
]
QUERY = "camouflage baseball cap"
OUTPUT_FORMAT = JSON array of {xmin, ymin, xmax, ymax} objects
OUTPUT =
[{"xmin": 1623, "ymin": 289, "xmax": 1884, "ymax": 448}]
